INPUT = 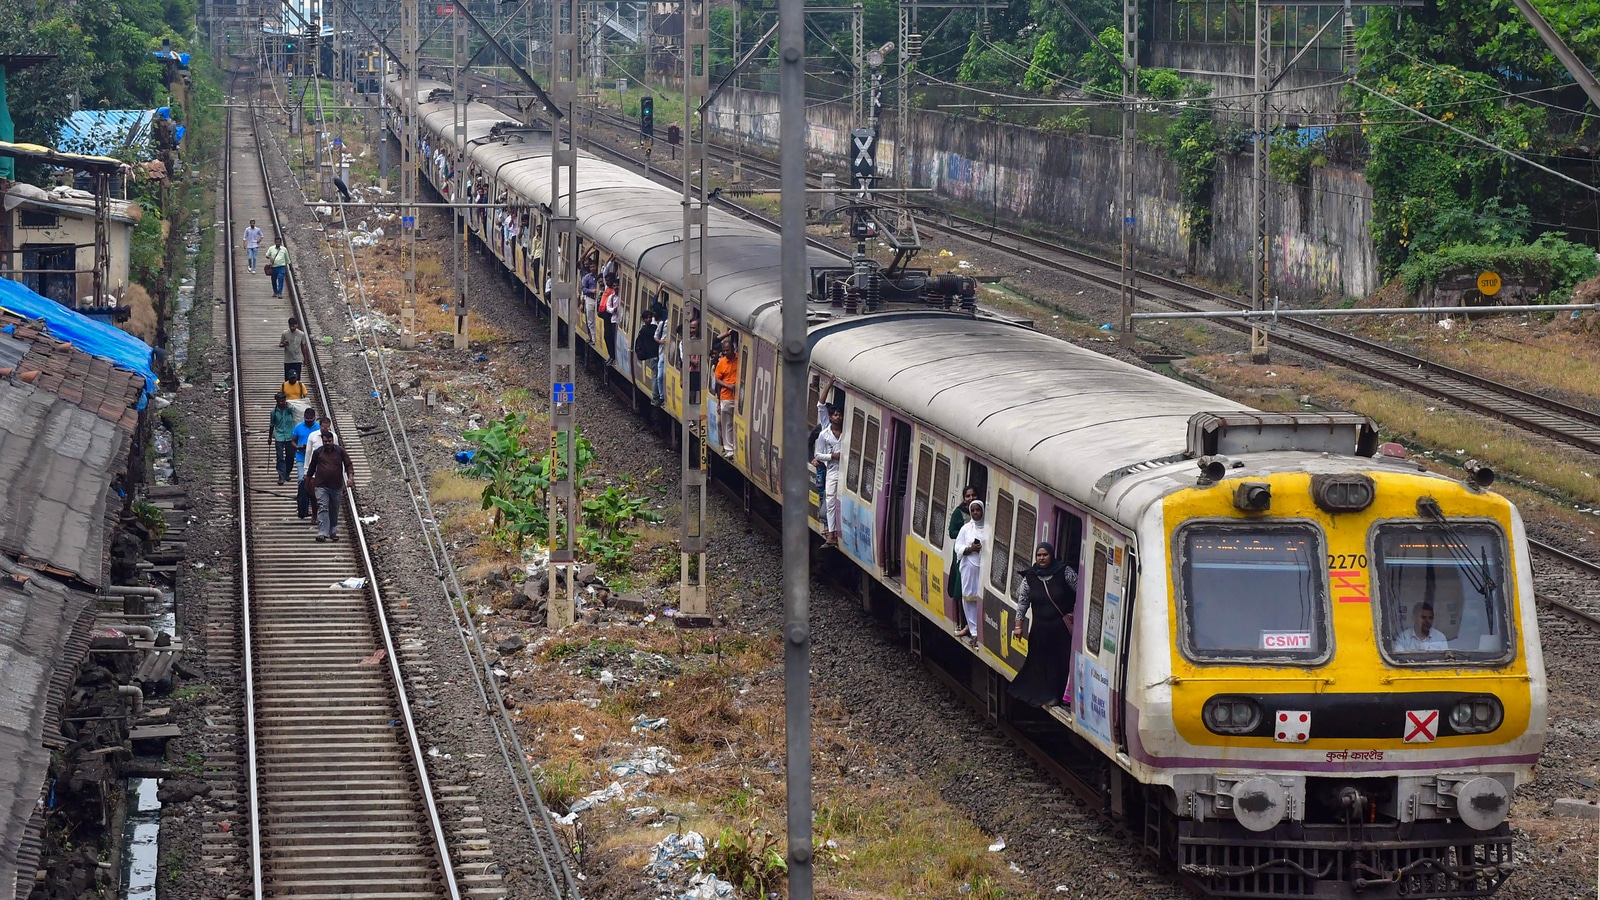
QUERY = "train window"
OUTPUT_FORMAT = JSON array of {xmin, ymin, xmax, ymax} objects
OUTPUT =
[
  {"xmin": 928, "ymin": 454, "xmax": 951, "ymax": 550},
  {"xmin": 1177, "ymin": 524, "xmax": 1329, "ymax": 662},
  {"xmin": 912, "ymin": 444, "xmax": 934, "ymax": 539},
  {"xmin": 1372, "ymin": 523, "xmax": 1511, "ymax": 664},
  {"xmin": 1010, "ymin": 501, "xmax": 1038, "ymax": 599},
  {"xmin": 1084, "ymin": 543, "xmax": 1108, "ymax": 653},
  {"xmin": 859, "ymin": 415, "xmax": 880, "ymax": 502},
  {"xmin": 845, "ymin": 408, "xmax": 867, "ymax": 494},
  {"xmin": 991, "ymin": 490, "xmax": 1016, "ymax": 592}
]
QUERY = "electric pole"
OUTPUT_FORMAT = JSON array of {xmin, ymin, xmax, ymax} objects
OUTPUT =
[
  {"xmin": 1250, "ymin": 0, "xmax": 1271, "ymax": 363},
  {"xmin": 1117, "ymin": 0, "xmax": 1138, "ymax": 348},
  {"xmin": 453, "ymin": 3, "xmax": 471, "ymax": 351},
  {"xmin": 679, "ymin": 0, "xmax": 711, "ymax": 620},
  {"xmin": 547, "ymin": 0, "xmax": 581, "ymax": 630},
  {"xmin": 400, "ymin": 0, "xmax": 418, "ymax": 349}
]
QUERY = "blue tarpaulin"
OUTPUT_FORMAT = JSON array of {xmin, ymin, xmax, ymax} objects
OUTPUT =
[{"xmin": 0, "ymin": 279, "xmax": 157, "ymax": 408}]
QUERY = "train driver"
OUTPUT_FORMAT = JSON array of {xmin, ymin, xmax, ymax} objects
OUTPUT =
[{"xmin": 1394, "ymin": 601, "xmax": 1449, "ymax": 652}]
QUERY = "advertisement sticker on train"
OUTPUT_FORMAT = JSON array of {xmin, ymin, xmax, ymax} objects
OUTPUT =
[
  {"xmin": 1261, "ymin": 631, "xmax": 1312, "ymax": 650},
  {"xmin": 1074, "ymin": 656, "xmax": 1114, "ymax": 745}
]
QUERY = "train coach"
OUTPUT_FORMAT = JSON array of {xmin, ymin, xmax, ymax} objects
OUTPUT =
[{"xmin": 384, "ymin": 77, "xmax": 1548, "ymax": 899}]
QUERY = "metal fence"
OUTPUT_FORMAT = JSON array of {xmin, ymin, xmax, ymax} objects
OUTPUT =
[{"xmin": 1150, "ymin": 0, "xmax": 1370, "ymax": 72}]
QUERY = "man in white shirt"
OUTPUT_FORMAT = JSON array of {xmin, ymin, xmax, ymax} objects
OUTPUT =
[
  {"xmin": 1395, "ymin": 601, "xmax": 1449, "ymax": 651},
  {"xmin": 243, "ymin": 219, "xmax": 263, "ymax": 272},
  {"xmin": 954, "ymin": 500, "xmax": 988, "ymax": 646}
]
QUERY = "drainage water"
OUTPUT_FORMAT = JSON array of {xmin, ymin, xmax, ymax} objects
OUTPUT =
[{"xmin": 122, "ymin": 777, "xmax": 161, "ymax": 899}]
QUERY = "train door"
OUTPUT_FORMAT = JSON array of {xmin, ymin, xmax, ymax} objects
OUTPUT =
[
  {"xmin": 881, "ymin": 418, "xmax": 913, "ymax": 578},
  {"xmin": 840, "ymin": 398, "xmax": 881, "ymax": 565},
  {"xmin": 965, "ymin": 460, "xmax": 989, "ymax": 508},
  {"xmin": 748, "ymin": 340, "xmax": 778, "ymax": 493},
  {"xmin": 1072, "ymin": 518, "xmax": 1134, "ymax": 756},
  {"xmin": 983, "ymin": 483, "xmax": 1039, "ymax": 670}
]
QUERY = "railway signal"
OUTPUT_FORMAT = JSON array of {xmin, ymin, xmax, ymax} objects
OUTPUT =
[{"xmin": 639, "ymin": 95, "xmax": 654, "ymax": 138}]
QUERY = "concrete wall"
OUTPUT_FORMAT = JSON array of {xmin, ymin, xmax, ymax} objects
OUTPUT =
[
  {"xmin": 1146, "ymin": 42, "xmax": 1346, "ymax": 119},
  {"xmin": 707, "ymin": 91, "xmax": 1378, "ymax": 301}
]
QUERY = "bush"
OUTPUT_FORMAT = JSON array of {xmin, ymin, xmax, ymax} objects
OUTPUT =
[{"xmin": 1397, "ymin": 232, "xmax": 1600, "ymax": 297}]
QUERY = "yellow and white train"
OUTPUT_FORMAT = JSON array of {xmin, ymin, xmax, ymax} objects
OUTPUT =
[{"xmin": 387, "ymin": 77, "xmax": 1547, "ymax": 898}]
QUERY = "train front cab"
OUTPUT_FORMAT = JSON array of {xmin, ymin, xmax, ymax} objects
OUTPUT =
[{"xmin": 1136, "ymin": 464, "xmax": 1546, "ymax": 899}]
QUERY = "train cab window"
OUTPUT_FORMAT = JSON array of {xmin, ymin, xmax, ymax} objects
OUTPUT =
[
  {"xmin": 928, "ymin": 453, "xmax": 952, "ymax": 550},
  {"xmin": 1373, "ymin": 523, "xmax": 1511, "ymax": 663},
  {"xmin": 1178, "ymin": 525, "xmax": 1329, "ymax": 662}
]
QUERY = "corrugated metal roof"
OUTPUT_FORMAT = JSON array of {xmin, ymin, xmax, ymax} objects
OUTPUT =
[
  {"xmin": 0, "ymin": 557, "xmax": 95, "ymax": 899},
  {"xmin": 0, "ymin": 310, "xmax": 143, "ymax": 588},
  {"xmin": 58, "ymin": 109, "xmax": 155, "ymax": 158}
]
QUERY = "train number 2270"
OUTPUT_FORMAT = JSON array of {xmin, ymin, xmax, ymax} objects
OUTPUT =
[{"xmin": 1327, "ymin": 553, "xmax": 1368, "ymax": 569}]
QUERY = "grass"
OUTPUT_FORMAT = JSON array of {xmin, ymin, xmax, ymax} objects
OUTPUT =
[
  {"xmin": 1184, "ymin": 356, "xmax": 1600, "ymax": 511},
  {"xmin": 429, "ymin": 470, "xmax": 484, "ymax": 504},
  {"xmin": 1395, "ymin": 319, "xmax": 1600, "ymax": 406}
]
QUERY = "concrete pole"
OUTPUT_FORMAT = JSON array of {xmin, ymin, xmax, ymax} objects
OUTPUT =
[
  {"xmin": 1116, "ymin": 0, "xmax": 1138, "ymax": 348},
  {"xmin": 1250, "ymin": 0, "xmax": 1271, "ymax": 363},
  {"xmin": 453, "ymin": 5, "xmax": 471, "ymax": 350}
]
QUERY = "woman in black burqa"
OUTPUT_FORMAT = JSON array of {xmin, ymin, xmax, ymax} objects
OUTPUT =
[{"xmin": 1008, "ymin": 541, "xmax": 1078, "ymax": 708}]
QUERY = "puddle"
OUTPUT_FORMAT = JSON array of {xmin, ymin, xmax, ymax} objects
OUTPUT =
[{"xmin": 123, "ymin": 776, "xmax": 162, "ymax": 899}]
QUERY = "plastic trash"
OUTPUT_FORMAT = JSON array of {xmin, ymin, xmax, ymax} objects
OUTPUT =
[
  {"xmin": 598, "ymin": 669, "xmax": 616, "ymax": 688},
  {"xmin": 455, "ymin": 450, "xmax": 476, "ymax": 464},
  {"xmin": 1099, "ymin": 323, "xmax": 1113, "ymax": 331},
  {"xmin": 682, "ymin": 873, "xmax": 735, "ymax": 899},
  {"xmin": 331, "ymin": 577, "xmax": 367, "ymax": 589},
  {"xmin": 644, "ymin": 830, "xmax": 705, "ymax": 878},
  {"xmin": 630, "ymin": 715, "xmax": 669, "ymax": 733},
  {"xmin": 358, "ymin": 514, "xmax": 379, "ymax": 524},
  {"xmin": 610, "ymin": 746, "xmax": 676, "ymax": 777},
  {"xmin": 988, "ymin": 838, "xmax": 1006, "ymax": 852}
]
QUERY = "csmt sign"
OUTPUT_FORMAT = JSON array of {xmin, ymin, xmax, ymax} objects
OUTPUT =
[{"xmin": 1261, "ymin": 631, "xmax": 1312, "ymax": 650}]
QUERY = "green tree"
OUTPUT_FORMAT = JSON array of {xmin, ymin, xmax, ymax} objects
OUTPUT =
[{"xmin": 1021, "ymin": 29, "xmax": 1067, "ymax": 93}]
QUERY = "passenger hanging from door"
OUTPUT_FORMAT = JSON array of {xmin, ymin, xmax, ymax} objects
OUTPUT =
[
  {"xmin": 947, "ymin": 485, "xmax": 979, "ymax": 633},
  {"xmin": 1009, "ymin": 541, "xmax": 1078, "ymax": 708},
  {"xmin": 955, "ymin": 499, "xmax": 988, "ymax": 647},
  {"xmin": 814, "ymin": 405, "xmax": 844, "ymax": 547},
  {"xmin": 714, "ymin": 337, "xmax": 739, "ymax": 459}
]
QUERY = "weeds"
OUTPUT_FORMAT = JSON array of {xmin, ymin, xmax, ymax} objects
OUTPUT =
[
  {"xmin": 535, "ymin": 760, "xmax": 584, "ymax": 812},
  {"xmin": 706, "ymin": 820, "xmax": 787, "ymax": 897}
]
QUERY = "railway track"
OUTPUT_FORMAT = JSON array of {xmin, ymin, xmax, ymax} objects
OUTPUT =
[
  {"xmin": 226, "ymin": 101, "xmax": 463, "ymax": 899},
  {"xmin": 1529, "ymin": 540, "xmax": 1600, "ymax": 631},
  {"xmin": 544, "ymin": 93, "xmax": 1600, "ymax": 461}
]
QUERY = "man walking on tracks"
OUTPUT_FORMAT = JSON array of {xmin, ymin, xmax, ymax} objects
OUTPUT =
[
  {"xmin": 263, "ymin": 233, "xmax": 290, "ymax": 297},
  {"xmin": 243, "ymin": 219, "xmax": 263, "ymax": 273},
  {"xmin": 270, "ymin": 391, "xmax": 298, "ymax": 485},
  {"xmin": 307, "ymin": 434, "xmax": 355, "ymax": 542},
  {"xmin": 280, "ymin": 317, "xmax": 309, "ymax": 383}
]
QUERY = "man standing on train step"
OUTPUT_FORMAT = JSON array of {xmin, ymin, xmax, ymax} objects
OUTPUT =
[
  {"xmin": 713, "ymin": 338, "xmax": 739, "ymax": 459},
  {"xmin": 955, "ymin": 499, "xmax": 988, "ymax": 647},
  {"xmin": 263, "ymin": 233, "xmax": 290, "ymax": 297},
  {"xmin": 243, "ymin": 219, "xmax": 263, "ymax": 273}
]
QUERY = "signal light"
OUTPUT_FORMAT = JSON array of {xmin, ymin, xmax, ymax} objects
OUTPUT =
[{"xmin": 640, "ymin": 96, "xmax": 654, "ymax": 138}]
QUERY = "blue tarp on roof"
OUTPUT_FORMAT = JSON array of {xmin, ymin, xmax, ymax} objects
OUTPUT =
[
  {"xmin": 58, "ymin": 110, "xmax": 156, "ymax": 158},
  {"xmin": 0, "ymin": 278, "xmax": 156, "ymax": 408}
]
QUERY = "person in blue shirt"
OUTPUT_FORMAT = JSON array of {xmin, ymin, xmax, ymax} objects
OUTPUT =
[{"xmin": 292, "ymin": 408, "xmax": 320, "ymax": 483}]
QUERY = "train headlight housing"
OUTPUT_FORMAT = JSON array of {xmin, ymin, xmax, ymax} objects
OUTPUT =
[
  {"xmin": 1203, "ymin": 696, "xmax": 1263, "ymax": 735},
  {"xmin": 1311, "ymin": 473, "xmax": 1375, "ymax": 513},
  {"xmin": 1448, "ymin": 696, "xmax": 1503, "ymax": 734}
]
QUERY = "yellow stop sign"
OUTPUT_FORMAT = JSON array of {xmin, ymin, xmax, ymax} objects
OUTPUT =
[{"xmin": 1477, "ymin": 271, "xmax": 1502, "ymax": 296}]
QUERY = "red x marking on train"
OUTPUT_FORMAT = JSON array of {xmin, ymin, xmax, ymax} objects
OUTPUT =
[{"xmin": 1404, "ymin": 709, "xmax": 1438, "ymax": 743}]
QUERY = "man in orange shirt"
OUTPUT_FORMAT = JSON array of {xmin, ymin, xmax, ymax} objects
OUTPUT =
[{"xmin": 713, "ymin": 339, "xmax": 739, "ymax": 459}]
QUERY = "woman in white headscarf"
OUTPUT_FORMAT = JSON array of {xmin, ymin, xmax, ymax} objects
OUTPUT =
[{"xmin": 953, "ymin": 499, "xmax": 988, "ymax": 645}]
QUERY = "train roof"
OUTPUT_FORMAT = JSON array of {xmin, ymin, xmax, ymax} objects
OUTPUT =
[
  {"xmin": 811, "ymin": 316, "xmax": 1258, "ymax": 519},
  {"xmin": 402, "ymin": 78, "xmax": 848, "ymax": 343}
]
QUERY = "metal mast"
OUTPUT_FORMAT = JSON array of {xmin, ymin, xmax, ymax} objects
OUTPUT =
[
  {"xmin": 453, "ymin": 4, "xmax": 471, "ymax": 350},
  {"xmin": 777, "ymin": 0, "xmax": 814, "ymax": 892},
  {"xmin": 1117, "ymin": 0, "xmax": 1138, "ymax": 348},
  {"xmin": 1250, "ymin": 0, "xmax": 1272, "ymax": 363},
  {"xmin": 400, "ymin": 0, "xmax": 419, "ymax": 350},
  {"xmin": 678, "ymin": 0, "xmax": 711, "ymax": 619},
  {"xmin": 851, "ymin": 3, "xmax": 863, "ymax": 129},
  {"xmin": 547, "ymin": 0, "xmax": 581, "ymax": 630}
]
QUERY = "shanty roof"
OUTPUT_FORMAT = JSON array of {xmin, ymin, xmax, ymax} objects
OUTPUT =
[
  {"xmin": 3, "ymin": 181, "xmax": 139, "ymax": 225},
  {"xmin": 0, "ymin": 555, "xmax": 95, "ymax": 900},
  {"xmin": 0, "ymin": 308, "xmax": 144, "ymax": 588},
  {"xmin": 59, "ymin": 110, "xmax": 156, "ymax": 158}
]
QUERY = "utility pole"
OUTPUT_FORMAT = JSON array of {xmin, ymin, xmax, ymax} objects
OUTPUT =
[
  {"xmin": 400, "ymin": 0, "xmax": 418, "ymax": 350},
  {"xmin": 1250, "ymin": 0, "xmax": 1271, "ymax": 363},
  {"xmin": 453, "ymin": 4, "xmax": 471, "ymax": 350},
  {"xmin": 896, "ymin": 4, "xmax": 913, "ymax": 189},
  {"xmin": 1117, "ymin": 0, "xmax": 1138, "ymax": 348},
  {"xmin": 679, "ymin": 0, "xmax": 710, "ymax": 620},
  {"xmin": 777, "ymin": 0, "xmax": 814, "ymax": 890},
  {"xmin": 731, "ymin": 0, "xmax": 742, "ymax": 184},
  {"xmin": 851, "ymin": 3, "xmax": 863, "ymax": 130},
  {"xmin": 547, "ymin": 0, "xmax": 581, "ymax": 630}
]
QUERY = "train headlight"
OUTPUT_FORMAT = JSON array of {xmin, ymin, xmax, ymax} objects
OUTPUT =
[
  {"xmin": 1203, "ymin": 696, "xmax": 1263, "ymax": 735},
  {"xmin": 1448, "ymin": 696, "xmax": 1503, "ymax": 734}
]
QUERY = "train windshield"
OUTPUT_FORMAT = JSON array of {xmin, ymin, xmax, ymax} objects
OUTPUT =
[
  {"xmin": 1374, "ymin": 523, "xmax": 1511, "ymax": 663},
  {"xmin": 1179, "ymin": 525, "xmax": 1328, "ymax": 662}
]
